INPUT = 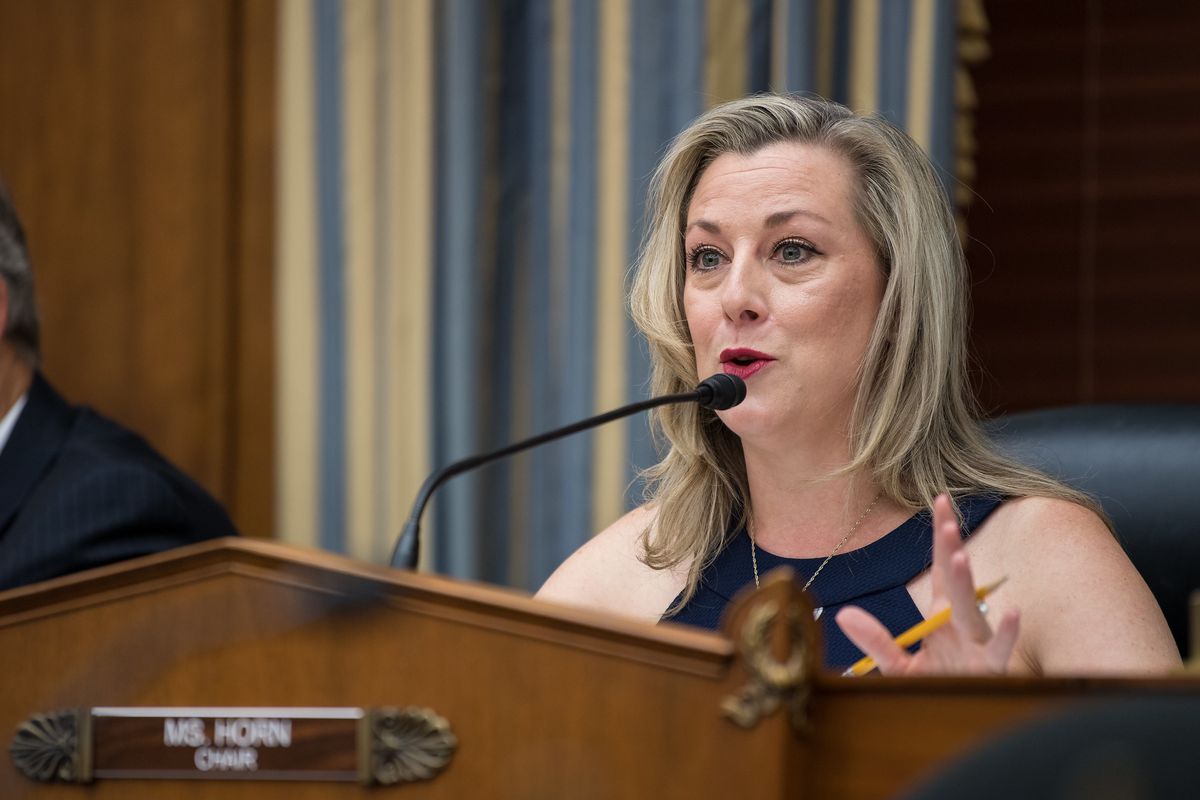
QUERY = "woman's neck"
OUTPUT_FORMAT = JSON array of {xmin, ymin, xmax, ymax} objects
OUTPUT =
[{"xmin": 740, "ymin": 437, "xmax": 906, "ymax": 558}]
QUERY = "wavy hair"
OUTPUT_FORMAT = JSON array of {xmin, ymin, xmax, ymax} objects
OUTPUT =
[{"xmin": 629, "ymin": 95, "xmax": 1095, "ymax": 610}]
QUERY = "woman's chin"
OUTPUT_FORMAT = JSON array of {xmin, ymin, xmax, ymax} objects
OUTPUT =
[{"xmin": 715, "ymin": 403, "xmax": 781, "ymax": 441}]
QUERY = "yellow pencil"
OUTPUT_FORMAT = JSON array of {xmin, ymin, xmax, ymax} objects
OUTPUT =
[{"xmin": 842, "ymin": 577, "xmax": 1008, "ymax": 677}]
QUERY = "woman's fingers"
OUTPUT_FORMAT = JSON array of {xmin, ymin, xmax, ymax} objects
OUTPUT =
[
  {"xmin": 833, "ymin": 492, "xmax": 1018, "ymax": 677},
  {"xmin": 929, "ymin": 494, "xmax": 958, "ymax": 602},
  {"xmin": 946, "ymin": 548, "xmax": 993, "ymax": 644},
  {"xmin": 983, "ymin": 609, "xmax": 1020, "ymax": 673},
  {"xmin": 835, "ymin": 606, "xmax": 911, "ymax": 675},
  {"xmin": 837, "ymin": 599, "xmax": 1019, "ymax": 676},
  {"xmin": 930, "ymin": 494, "xmax": 992, "ymax": 643}
]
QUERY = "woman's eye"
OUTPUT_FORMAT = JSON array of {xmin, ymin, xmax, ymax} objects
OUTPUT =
[
  {"xmin": 776, "ymin": 240, "xmax": 813, "ymax": 264},
  {"xmin": 689, "ymin": 246, "xmax": 724, "ymax": 271}
]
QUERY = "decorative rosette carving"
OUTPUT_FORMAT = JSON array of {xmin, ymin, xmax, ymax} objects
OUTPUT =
[
  {"xmin": 10, "ymin": 710, "xmax": 84, "ymax": 783},
  {"xmin": 367, "ymin": 706, "xmax": 457, "ymax": 785},
  {"xmin": 721, "ymin": 567, "xmax": 818, "ymax": 732},
  {"xmin": 722, "ymin": 599, "xmax": 812, "ymax": 731}
]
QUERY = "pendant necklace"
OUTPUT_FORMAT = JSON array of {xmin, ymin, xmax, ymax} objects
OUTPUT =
[{"xmin": 748, "ymin": 492, "xmax": 882, "ymax": 620}]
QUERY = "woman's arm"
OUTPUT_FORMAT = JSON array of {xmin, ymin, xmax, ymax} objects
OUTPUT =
[
  {"xmin": 535, "ymin": 505, "xmax": 687, "ymax": 623},
  {"xmin": 992, "ymin": 496, "xmax": 1180, "ymax": 675},
  {"xmin": 836, "ymin": 494, "xmax": 1181, "ymax": 676}
]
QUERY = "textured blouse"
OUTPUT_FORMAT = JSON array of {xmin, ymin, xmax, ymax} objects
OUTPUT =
[{"xmin": 663, "ymin": 495, "xmax": 1004, "ymax": 669}]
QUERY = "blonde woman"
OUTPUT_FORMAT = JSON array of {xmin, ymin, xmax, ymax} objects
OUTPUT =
[{"xmin": 537, "ymin": 95, "xmax": 1178, "ymax": 675}]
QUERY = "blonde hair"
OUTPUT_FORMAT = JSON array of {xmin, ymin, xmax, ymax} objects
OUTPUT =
[{"xmin": 630, "ymin": 94, "xmax": 1095, "ymax": 610}]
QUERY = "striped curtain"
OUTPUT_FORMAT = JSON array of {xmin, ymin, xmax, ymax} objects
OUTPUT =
[{"xmin": 275, "ymin": 0, "xmax": 966, "ymax": 591}]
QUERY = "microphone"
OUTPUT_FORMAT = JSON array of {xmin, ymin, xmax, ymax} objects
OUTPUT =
[{"xmin": 389, "ymin": 373, "xmax": 746, "ymax": 570}]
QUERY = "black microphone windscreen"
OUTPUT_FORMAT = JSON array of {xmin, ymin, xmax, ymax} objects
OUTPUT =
[{"xmin": 696, "ymin": 374, "xmax": 747, "ymax": 410}]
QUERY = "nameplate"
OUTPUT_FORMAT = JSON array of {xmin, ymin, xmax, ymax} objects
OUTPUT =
[
  {"xmin": 93, "ymin": 707, "xmax": 360, "ymax": 780},
  {"xmin": 11, "ymin": 706, "xmax": 456, "ymax": 785}
]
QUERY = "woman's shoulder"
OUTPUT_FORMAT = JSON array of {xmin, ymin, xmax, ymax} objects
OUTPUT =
[
  {"xmin": 973, "ymin": 494, "xmax": 1122, "ymax": 573},
  {"xmin": 971, "ymin": 494, "xmax": 1122, "ymax": 598},
  {"xmin": 978, "ymin": 494, "xmax": 1107, "ymax": 542},
  {"xmin": 534, "ymin": 504, "xmax": 689, "ymax": 623}
]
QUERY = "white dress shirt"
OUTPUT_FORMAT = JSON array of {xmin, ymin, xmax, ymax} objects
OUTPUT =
[{"xmin": 0, "ymin": 392, "xmax": 28, "ymax": 458}]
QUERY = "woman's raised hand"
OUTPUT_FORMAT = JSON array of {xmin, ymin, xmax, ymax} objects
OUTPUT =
[{"xmin": 834, "ymin": 494, "xmax": 1020, "ymax": 675}]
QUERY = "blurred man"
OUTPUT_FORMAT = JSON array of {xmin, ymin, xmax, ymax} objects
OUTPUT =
[{"xmin": 0, "ymin": 182, "xmax": 237, "ymax": 591}]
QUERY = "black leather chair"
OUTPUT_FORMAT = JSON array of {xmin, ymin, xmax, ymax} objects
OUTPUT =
[
  {"xmin": 987, "ymin": 405, "xmax": 1200, "ymax": 659},
  {"xmin": 902, "ymin": 694, "xmax": 1200, "ymax": 799}
]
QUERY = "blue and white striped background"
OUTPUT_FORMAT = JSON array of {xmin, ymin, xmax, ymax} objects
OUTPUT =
[{"xmin": 276, "ymin": 0, "xmax": 969, "ymax": 590}]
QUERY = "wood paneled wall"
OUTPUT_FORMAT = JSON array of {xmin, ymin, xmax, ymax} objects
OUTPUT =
[
  {"xmin": 966, "ymin": 1, "xmax": 1200, "ymax": 413},
  {"xmin": 0, "ymin": 0, "xmax": 276, "ymax": 536}
]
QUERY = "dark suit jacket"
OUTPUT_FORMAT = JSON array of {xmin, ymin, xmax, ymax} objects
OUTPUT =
[{"xmin": 0, "ymin": 373, "xmax": 237, "ymax": 591}]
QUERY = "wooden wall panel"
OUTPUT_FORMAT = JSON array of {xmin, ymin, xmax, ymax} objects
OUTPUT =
[
  {"xmin": 228, "ymin": 0, "xmax": 278, "ymax": 538},
  {"xmin": 0, "ymin": 0, "xmax": 276, "ymax": 535},
  {"xmin": 966, "ymin": 0, "xmax": 1200, "ymax": 413}
]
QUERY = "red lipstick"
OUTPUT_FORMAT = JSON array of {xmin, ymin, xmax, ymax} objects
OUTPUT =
[{"xmin": 719, "ymin": 348, "xmax": 775, "ymax": 380}]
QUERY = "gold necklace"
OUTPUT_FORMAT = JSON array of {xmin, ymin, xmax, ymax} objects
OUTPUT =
[{"xmin": 749, "ymin": 492, "xmax": 883, "ymax": 592}]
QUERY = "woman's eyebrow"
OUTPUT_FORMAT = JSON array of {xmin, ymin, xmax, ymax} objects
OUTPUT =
[
  {"xmin": 685, "ymin": 208, "xmax": 832, "ymax": 235},
  {"xmin": 685, "ymin": 219, "xmax": 722, "ymax": 235},
  {"xmin": 764, "ymin": 208, "xmax": 831, "ymax": 228}
]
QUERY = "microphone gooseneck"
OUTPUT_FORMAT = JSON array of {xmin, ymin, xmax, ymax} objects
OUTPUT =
[
  {"xmin": 696, "ymin": 373, "xmax": 747, "ymax": 410},
  {"xmin": 389, "ymin": 373, "xmax": 747, "ymax": 570}
]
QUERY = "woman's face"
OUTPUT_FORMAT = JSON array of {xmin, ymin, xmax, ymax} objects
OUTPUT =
[{"xmin": 682, "ymin": 141, "xmax": 885, "ymax": 448}]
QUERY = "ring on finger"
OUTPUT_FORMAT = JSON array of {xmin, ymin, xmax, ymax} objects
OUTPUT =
[{"xmin": 966, "ymin": 600, "xmax": 992, "ymax": 643}]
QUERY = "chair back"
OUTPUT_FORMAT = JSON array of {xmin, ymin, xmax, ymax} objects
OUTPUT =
[{"xmin": 987, "ymin": 404, "xmax": 1200, "ymax": 658}]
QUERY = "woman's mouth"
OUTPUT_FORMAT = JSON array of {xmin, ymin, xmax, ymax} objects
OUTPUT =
[{"xmin": 719, "ymin": 348, "xmax": 775, "ymax": 380}]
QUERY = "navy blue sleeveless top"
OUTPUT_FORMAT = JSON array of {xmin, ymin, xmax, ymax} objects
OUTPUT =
[{"xmin": 664, "ymin": 495, "xmax": 1004, "ymax": 669}]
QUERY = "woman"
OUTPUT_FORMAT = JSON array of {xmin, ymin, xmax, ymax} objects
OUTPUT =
[{"xmin": 537, "ymin": 95, "xmax": 1178, "ymax": 675}]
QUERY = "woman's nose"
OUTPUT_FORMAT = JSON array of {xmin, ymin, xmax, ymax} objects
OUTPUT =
[{"xmin": 720, "ymin": 254, "xmax": 767, "ymax": 323}]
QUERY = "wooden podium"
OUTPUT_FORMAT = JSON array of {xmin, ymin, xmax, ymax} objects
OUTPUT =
[{"xmin": 1, "ymin": 538, "xmax": 1196, "ymax": 799}]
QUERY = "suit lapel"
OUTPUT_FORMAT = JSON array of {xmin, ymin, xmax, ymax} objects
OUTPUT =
[{"xmin": 0, "ymin": 373, "xmax": 75, "ymax": 534}]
